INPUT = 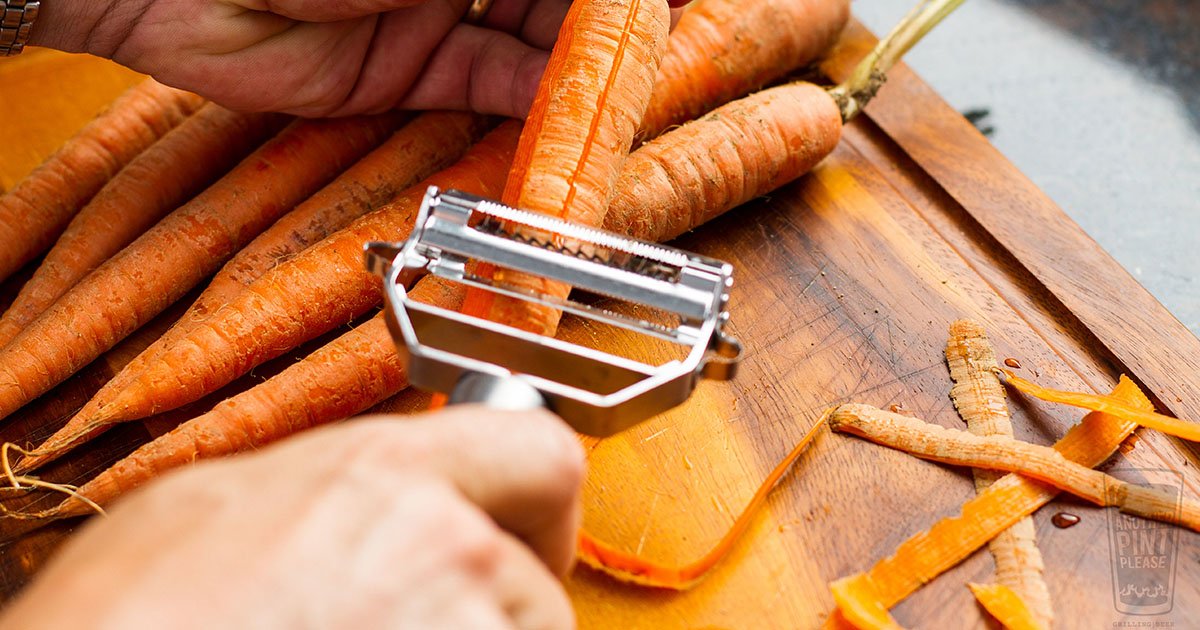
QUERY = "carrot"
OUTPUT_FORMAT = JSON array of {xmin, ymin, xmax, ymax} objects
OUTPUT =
[
  {"xmin": 821, "ymin": 377, "xmax": 1150, "ymax": 628},
  {"xmin": 637, "ymin": 0, "xmax": 850, "ymax": 141},
  {"xmin": 37, "ymin": 280, "xmax": 463, "ymax": 520},
  {"xmin": 11, "ymin": 112, "xmax": 488, "ymax": 472},
  {"xmin": 0, "ymin": 79, "xmax": 203, "ymax": 284},
  {"xmin": 460, "ymin": 0, "xmax": 670, "ymax": 336},
  {"xmin": 11, "ymin": 122, "xmax": 521, "ymax": 471},
  {"xmin": 0, "ymin": 113, "xmax": 405, "ymax": 424},
  {"xmin": 19, "ymin": 0, "xmax": 948, "ymax": 467},
  {"xmin": 0, "ymin": 105, "xmax": 288, "ymax": 347}
]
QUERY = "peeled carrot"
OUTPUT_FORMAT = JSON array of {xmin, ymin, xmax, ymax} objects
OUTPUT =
[
  {"xmin": 11, "ymin": 122, "xmax": 521, "ymax": 471},
  {"xmin": 638, "ymin": 0, "xmax": 849, "ymax": 141},
  {"xmin": 822, "ymin": 377, "xmax": 1150, "ymax": 628},
  {"xmin": 460, "ymin": 0, "xmax": 670, "ymax": 335},
  {"xmin": 12, "ymin": 112, "xmax": 488, "ymax": 472},
  {"xmin": 0, "ymin": 79, "xmax": 203, "ymax": 284},
  {"xmin": 0, "ymin": 105, "xmax": 288, "ymax": 347},
  {"xmin": 0, "ymin": 113, "xmax": 405, "ymax": 423}
]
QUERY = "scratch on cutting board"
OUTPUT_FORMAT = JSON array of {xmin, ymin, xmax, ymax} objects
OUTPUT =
[
  {"xmin": 641, "ymin": 426, "xmax": 670, "ymax": 442},
  {"xmin": 635, "ymin": 493, "xmax": 661, "ymax": 556}
]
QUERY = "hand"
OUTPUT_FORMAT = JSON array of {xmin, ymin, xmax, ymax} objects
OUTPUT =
[
  {"xmin": 29, "ymin": 0, "xmax": 689, "ymax": 118},
  {"xmin": 1, "ymin": 407, "xmax": 586, "ymax": 629}
]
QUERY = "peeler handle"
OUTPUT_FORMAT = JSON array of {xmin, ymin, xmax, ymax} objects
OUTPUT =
[{"xmin": 448, "ymin": 372, "xmax": 547, "ymax": 412}]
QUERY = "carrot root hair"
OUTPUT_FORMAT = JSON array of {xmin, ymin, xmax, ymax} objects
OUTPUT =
[{"xmin": 0, "ymin": 443, "xmax": 106, "ymax": 520}]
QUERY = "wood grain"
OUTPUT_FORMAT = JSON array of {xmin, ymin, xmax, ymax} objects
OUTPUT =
[{"xmin": 1, "ymin": 25, "xmax": 1198, "ymax": 628}]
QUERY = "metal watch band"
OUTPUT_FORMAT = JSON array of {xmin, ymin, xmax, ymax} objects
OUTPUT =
[{"xmin": 1, "ymin": 0, "xmax": 39, "ymax": 57}]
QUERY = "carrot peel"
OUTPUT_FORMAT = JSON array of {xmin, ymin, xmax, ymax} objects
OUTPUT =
[
  {"xmin": 968, "ymin": 582, "xmax": 1045, "ymax": 630},
  {"xmin": 822, "ymin": 377, "xmax": 1150, "ymax": 627},
  {"xmin": 997, "ymin": 368, "xmax": 1200, "ymax": 442},
  {"xmin": 577, "ymin": 410, "xmax": 829, "ymax": 589},
  {"xmin": 829, "ymin": 573, "xmax": 904, "ymax": 630}
]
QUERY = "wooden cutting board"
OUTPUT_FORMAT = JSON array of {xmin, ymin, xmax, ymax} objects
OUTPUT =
[{"xmin": 2, "ymin": 22, "xmax": 1199, "ymax": 628}]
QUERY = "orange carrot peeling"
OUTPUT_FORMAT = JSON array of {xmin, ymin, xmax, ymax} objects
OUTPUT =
[
  {"xmin": 0, "ymin": 112, "xmax": 405, "ymax": 424},
  {"xmin": 0, "ymin": 105, "xmax": 288, "ymax": 346},
  {"xmin": 823, "ymin": 377, "xmax": 1150, "ymax": 628},
  {"xmin": 0, "ymin": 79, "xmax": 203, "ymax": 284}
]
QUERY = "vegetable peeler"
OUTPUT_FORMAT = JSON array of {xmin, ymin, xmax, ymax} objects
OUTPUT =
[{"xmin": 364, "ymin": 187, "xmax": 741, "ymax": 437}]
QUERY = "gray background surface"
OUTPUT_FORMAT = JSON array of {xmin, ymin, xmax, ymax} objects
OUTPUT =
[{"xmin": 853, "ymin": 0, "xmax": 1199, "ymax": 336}]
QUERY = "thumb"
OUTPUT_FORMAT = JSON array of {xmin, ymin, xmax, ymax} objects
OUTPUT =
[{"xmin": 230, "ymin": 0, "xmax": 464, "ymax": 22}]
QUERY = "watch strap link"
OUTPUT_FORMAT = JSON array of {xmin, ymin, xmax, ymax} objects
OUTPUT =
[{"xmin": 1, "ymin": 0, "xmax": 39, "ymax": 57}]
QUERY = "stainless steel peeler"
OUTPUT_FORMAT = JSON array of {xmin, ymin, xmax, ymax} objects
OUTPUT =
[{"xmin": 364, "ymin": 186, "xmax": 741, "ymax": 437}]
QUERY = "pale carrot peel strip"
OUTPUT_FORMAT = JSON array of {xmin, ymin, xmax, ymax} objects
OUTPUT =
[
  {"xmin": 829, "ymin": 404, "xmax": 1200, "ymax": 531},
  {"xmin": 945, "ymin": 320, "xmax": 1052, "ymax": 627},
  {"xmin": 969, "ymin": 582, "xmax": 1046, "ymax": 630},
  {"xmin": 998, "ymin": 368, "xmax": 1200, "ymax": 442},
  {"xmin": 821, "ymin": 377, "xmax": 1148, "ymax": 627},
  {"xmin": 576, "ymin": 411, "xmax": 829, "ymax": 589}
]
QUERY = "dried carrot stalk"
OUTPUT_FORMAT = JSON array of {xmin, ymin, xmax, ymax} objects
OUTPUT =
[
  {"xmin": 968, "ymin": 582, "xmax": 1045, "ymax": 630},
  {"xmin": 577, "ymin": 412, "xmax": 827, "ymax": 589},
  {"xmin": 822, "ymin": 377, "xmax": 1149, "ymax": 628},
  {"xmin": 998, "ymin": 369, "xmax": 1200, "ymax": 442},
  {"xmin": 945, "ymin": 320, "xmax": 1051, "ymax": 627},
  {"xmin": 829, "ymin": 404, "xmax": 1200, "ymax": 529}
]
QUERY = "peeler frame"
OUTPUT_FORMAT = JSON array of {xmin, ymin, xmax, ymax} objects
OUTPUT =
[{"xmin": 365, "ymin": 187, "xmax": 741, "ymax": 437}]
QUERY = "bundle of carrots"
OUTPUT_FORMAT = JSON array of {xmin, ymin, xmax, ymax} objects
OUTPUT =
[{"xmin": 21, "ymin": 0, "xmax": 1188, "ymax": 624}]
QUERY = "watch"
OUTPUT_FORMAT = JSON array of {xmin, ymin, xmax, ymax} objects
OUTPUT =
[{"xmin": 1, "ymin": 0, "xmax": 39, "ymax": 57}]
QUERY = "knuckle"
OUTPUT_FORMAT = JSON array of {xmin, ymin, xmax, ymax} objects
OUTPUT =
[{"xmin": 424, "ymin": 485, "xmax": 502, "ymax": 576}]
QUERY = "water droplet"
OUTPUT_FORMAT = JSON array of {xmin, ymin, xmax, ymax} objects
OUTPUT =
[
  {"xmin": 1052, "ymin": 512, "xmax": 1081, "ymax": 529},
  {"xmin": 1004, "ymin": 358, "xmax": 1021, "ymax": 369}
]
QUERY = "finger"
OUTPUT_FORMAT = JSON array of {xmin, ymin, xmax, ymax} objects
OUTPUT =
[
  {"xmin": 353, "ymin": 407, "xmax": 585, "ymax": 577},
  {"xmin": 491, "ymin": 529, "xmax": 576, "ymax": 630},
  {"xmin": 229, "ymin": 0, "xmax": 456, "ymax": 22},
  {"xmin": 367, "ymin": 23, "xmax": 549, "ymax": 118},
  {"xmin": 480, "ymin": 0, "xmax": 570, "ymax": 50}
]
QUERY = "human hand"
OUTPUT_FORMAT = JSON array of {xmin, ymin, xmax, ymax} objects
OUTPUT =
[
  {"xmin": 1, "ymin": 407, "xmax": 586, "ymax": 629},
  {"xmin": 29, "ymin": 0, "xmax": 689, "ymax": 118}
]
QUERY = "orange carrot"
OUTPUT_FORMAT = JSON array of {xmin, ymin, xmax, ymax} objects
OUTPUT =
[
  {"xmin": 14, "ymin": 0, "xmax": 900, "ymax": 469},
  {"xmin": 0, "ymin": 113, "xmax": 404, "ymax": 423},
  {"xmin": 0, "ymin": 79, "xmax": 203, "ymax": 284},
  {"xmin": 12, "ymin": 112, "xmax": 488, "ymax": 472},
  {"xmin": 460, "ymin": 0, "xmax": 670, "ymax": 335},
  {"xmin": 13, "ymin": 123, "xmax": 521, "ymax": 470},
  {"xmin": 0, "ymin": 105, "xmax": 288, "ymax": 346},
  {"xmin": 638, "ymin": 0, "xmax": 849, "ymax": 141},
  {"xmin": 39, "ymin": 280, "xmax": 463, "ymax": 520}
]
